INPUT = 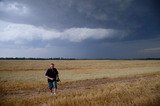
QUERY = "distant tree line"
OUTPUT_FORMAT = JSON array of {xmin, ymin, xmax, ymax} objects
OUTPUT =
[
  {"xmin": 132, "ymin": 58, "xmax": 160, "ymax": 60},
  {"xmin": 0, "ymin": 57, "xmax": 160, "ymax": 60}
]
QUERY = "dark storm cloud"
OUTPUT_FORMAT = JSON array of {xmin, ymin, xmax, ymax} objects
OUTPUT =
[
  {"xmin": 1, "ymin": 0, "xmax": 160, "ymax": 40},
  {"xmin": 0, "ymin": 0, "xmax": 160, "ymax": 58}
]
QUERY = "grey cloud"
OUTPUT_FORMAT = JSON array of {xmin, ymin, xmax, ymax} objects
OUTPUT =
[
  {"xmin": 142, "ymin": 47, "xmax": 160, "ymax": 53},
  {"xmin": 0, "ymin": 1, "xmax": 29, "ymax": 15}
]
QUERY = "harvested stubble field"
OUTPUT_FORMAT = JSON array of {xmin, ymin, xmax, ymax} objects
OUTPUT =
[{"xmin": 0, "ymin": 60, "xmax": 160, "ymax": 106}]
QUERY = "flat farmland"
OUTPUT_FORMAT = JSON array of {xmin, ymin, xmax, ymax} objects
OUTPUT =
[{"xmin": 0, "ymin": 60, "xmax": 160, "ymax": 106}]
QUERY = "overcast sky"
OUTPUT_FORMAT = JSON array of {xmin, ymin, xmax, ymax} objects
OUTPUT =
[{"xmin": 0, "ymin": 0, "xmax": 160, "ymax": 58}]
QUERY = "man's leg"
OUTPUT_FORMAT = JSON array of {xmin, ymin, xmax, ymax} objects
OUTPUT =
[
  {"xmin": 53, "ymin": 81, "xmax": 57, "ymax": 94},
  {"xmin": 49, "ymin": 88, "xmax": 52, "ymax": 93},
  {"xmin": 48, "ymin": 82, "xmax": 53, "ymax": 95},
  {"xmin": 53, "ymin": 88, "xmax": 56, "ymax": 94}
]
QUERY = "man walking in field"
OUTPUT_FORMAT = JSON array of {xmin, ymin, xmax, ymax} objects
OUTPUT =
[{"xmin": 45, "ymin": 63, "xmax": 59, "ymax": 95}]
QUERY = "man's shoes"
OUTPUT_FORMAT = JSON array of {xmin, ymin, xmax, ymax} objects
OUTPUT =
[{"xmin": 50, "ymin": 93, "xmax": 56, "ymax": 96}]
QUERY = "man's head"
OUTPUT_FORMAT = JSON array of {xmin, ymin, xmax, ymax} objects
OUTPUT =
[{"xmin": 50, "ymin": 63, "xmax": 54, "ymax": 69}]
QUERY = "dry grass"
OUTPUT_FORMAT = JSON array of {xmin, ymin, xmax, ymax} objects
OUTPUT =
[
  {"xmin": 0, "ymin": 60, "xmax": 160, "ymax": 106},
  {"xmin": 43, "ymin": 75, "xmax": 160, "ymax": 106}
]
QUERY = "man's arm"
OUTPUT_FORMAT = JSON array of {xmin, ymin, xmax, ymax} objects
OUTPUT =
[
  {"xmin": 56, "ymin": 74, "xmax": 61, "ymax": 82},
  {"xmin": 45, "ymin": 75, "xmax": 53, "ymax": 80},
  {"xmin": 56, "ymin": 70, "xmax": 60, "ymax": 82}
]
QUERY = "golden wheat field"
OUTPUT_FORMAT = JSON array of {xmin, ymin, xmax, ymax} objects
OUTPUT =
[{"xmin": 0, "ymin": 60, "xmax": 160, "ymax": 106}]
